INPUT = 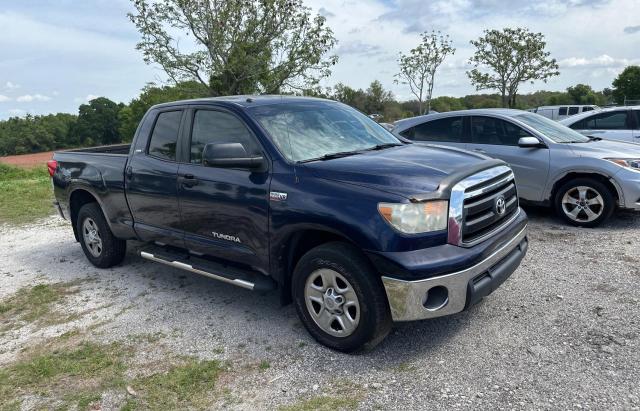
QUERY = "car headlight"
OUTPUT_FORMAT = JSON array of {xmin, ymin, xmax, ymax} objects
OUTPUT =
[
  {"xmin": 378, "ymin": 201, "xmax": 448, "ymax": 234},
  {"xmin": 606, "ymin": 158, "xmax": 640, "ymax": 171}
]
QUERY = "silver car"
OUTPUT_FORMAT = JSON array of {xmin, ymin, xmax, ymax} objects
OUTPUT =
[
  {"xmin": 393, "ymin": 109, "xmax": 640, "ymax": 227},
  {"xmin": 559, "ymin": 106, "xmax": 640, "ymax": 143}
]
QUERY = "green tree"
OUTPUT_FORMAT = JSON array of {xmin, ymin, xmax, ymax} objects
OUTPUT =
[
  {"xmin": 467, "ymin": 27, "xmax": 559, "ymax": 108},
  {"xmin": 128, "ymin": 0, "xmax": 338, "ymax": 95},
  {"xmin": 566, "ymin": 84, "xmax": 597, "ymax": 104},
  {"xmin": 364, "ymin": 80, "xmax": 394, "ymax": 115},
  {"xmin": 118, "ymin": 81, "xmax": 210, "ymax": 141},
  {"xmin": 612, "ymin": 66, "xmax": 640, "ymax": 104},
  {"xmin": 71, "ymin": 98, "xmax": 122, "ymax": 146},
  {"xmin": 396, "ymin": 31, "xmax": 455, "ymax": 114}
]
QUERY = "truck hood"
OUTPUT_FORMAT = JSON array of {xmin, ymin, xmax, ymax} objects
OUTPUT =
[
  {"xmin": 301, "ymin": 144, "xmax": 493, "ymax": 199},
  {"xmin": 567, "ymin": 139, "xmax": 640, "ymax": 159}
]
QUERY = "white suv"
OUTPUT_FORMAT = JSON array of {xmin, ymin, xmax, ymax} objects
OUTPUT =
[{"xmin": 559, "ymin": 106, "xmax": 640, "ymax": 143}]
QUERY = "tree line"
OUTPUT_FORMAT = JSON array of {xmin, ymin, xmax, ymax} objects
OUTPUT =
[
  {"xmin": 2, "ymin": 0, "xmax": 640, "ymax": 156},
  {"xmin": 1, "ymin": 75, "xmax": 631, "ymax": 157}
]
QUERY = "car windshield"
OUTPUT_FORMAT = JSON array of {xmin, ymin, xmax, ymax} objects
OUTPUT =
[
  {"xmin": 513, "ymin": 113, "xmax": 590, "ymax": 143},
  {"xmin": 250, "ymin": 102, "xmax": 401, "ymax": 162}
]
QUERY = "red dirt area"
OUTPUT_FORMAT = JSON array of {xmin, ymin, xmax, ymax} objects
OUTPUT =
[{"xmin": 0, "ymin": 151, "xmax": 54, "ymax": 169}]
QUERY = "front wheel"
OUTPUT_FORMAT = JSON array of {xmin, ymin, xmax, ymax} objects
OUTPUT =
[
  {"xmin": 292, "ymin": 242, "xmax": 392, "ymax": 352},
  {"xmin": 554, "ymin": 178, "xmax": 614, "ymax": 227}
]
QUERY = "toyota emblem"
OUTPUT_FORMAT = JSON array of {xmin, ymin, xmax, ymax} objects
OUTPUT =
[{"xmin": 495, "ymin": 196, "xmax": 507, "ymax": 215}]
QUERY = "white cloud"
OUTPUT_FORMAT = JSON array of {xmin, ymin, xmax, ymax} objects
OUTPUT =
[
  {"xmin": 5, "ymin": 81, "xmax": 20, "ymax": 89},
  {"xmin": 8, "ymin": 108, "xmax": 26, "ymax": 117},
  {"xmin": 558, "ymin": 54, "xmax": 638, "ymax": 68},
  {"xmin": 16, "ymin": 94, "xmax": 51, "ymax": 102},
  {"xmin": 0, "ymin": 95, "xmax": 10, "ymax": 102},
  {"xmin": 73, "ymin": 94, "xmax": 99, "ymax": 103}
]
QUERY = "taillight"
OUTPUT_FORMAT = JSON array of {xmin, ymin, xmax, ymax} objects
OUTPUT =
[{"xmin": 47, "ymin": 160, "xmax": 57, "ymax": 177}]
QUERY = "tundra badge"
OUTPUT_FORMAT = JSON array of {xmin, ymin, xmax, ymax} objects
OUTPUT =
[{"xmin": 270, "ymin": 191, "xmax": 288, "ymax": 202}]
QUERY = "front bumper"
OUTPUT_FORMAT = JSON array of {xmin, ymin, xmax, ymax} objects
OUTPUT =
[
  {"xmin": 613, "ymin": 169, "xmax": 640, "ymax": 210},
  {"xmin": 381, "ymin": 226, "xmax": 528, "ymax": 321}
]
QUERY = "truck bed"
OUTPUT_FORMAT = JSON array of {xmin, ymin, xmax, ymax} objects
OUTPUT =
[{"xmin": 62, "ymin": 144, "xmax": 131, "ymax": 155}]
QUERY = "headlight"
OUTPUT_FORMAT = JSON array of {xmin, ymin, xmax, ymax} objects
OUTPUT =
[
  {"xmin": 378, "ymin": 201, "xmax": 448, "ymax": 234},
  {"xmin": 606, "ymin": 158, "xmax": 640, "ymax": 171}
]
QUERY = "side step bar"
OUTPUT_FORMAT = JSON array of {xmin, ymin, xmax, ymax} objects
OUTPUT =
[{"xmin": 139, "ymin": 248, "xmax": 276, "ymax": 292}]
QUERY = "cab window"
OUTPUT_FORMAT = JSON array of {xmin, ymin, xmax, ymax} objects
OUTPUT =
[
  {"xmin": 402, "ymin": 117, "xmax": 464, "ymax": 143},
  {"xmin": 148, "ymin": 110, "xmax": 182, "ymax": 161},
  {"xmin": 189, "ymin": 110, "xmax": 260, "ymax": 164},
  {"xmin": 568, "ymin": 107, "xmax": 579, "ymax": 115}
]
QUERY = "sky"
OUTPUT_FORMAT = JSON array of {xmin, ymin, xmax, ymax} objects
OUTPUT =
[{"xmin": 1, "ymin": 0, "xmax": 639, "ymax": 119}]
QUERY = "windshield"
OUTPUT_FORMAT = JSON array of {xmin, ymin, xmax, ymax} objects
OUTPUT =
[
  {"xmin": 513, "ymin": 113, "xmax": 590, "ymax": 143},
  {"xmin": 250, "ymin": 102, "xmax": 401, "ymax": 162}
]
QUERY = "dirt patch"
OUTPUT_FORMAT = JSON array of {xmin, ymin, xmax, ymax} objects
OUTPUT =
[{"xmin": 0, "ymin": 151, "xmax": 54, "ymax": 169}]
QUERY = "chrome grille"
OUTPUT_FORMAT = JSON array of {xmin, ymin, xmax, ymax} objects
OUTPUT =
[
  {"xmin": 448, "ymin": 166, "xmax": 519, "ymax": 246},
  {"xmin": 461, "ymin": 175, "xmax": 518, "ymax": 244}
]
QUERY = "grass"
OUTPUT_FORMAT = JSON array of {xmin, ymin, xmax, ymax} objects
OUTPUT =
[
  {"xmin": 0, "ymin": 283, "xmax": 76, "ymax": 331},
  {"xmin": 259, "ymin": 359, "xmax": 271, "ymax": 370},
  {"xmin": 279, "ymin": 396, "xmax": 359, "ymax": 411},
  {"xmin": 125, "ymin": 359, "xmax": 225, "ymax": 409},
  {"xmin": 0, "ymin": 341, "xmax": 130, "ymax": 410},
  {"xmin": 0, "ymin": 163, "xmax": 53, "ymax": 225},
  {"xmin": 0, "ymin": 331, "xmax": 227, "ymax": 410}
]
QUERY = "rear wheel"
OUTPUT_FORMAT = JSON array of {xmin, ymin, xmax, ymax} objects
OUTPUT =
[
  {"xmin": 554, "ymin": 178, "xmax": 614, "ymax": 227},
  {"xmin": 292, "ymin": 242, "xmax": 392, "ymax": 352},
  {"xmin": 76, "ymin": 203, "xmax": 126, "ymax": 268}
]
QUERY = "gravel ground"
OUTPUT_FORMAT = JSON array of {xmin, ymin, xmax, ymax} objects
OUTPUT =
[{"xmin": 1, "ymin": 207, "xmax": 639, "ymax": 410}]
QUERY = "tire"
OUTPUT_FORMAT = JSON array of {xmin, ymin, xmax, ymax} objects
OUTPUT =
[
  {"xmin": 554, "ymin": 178, "xmax": 614, "ymax": 228},
  {"xmin": 76, "ymin": 203, "xmax": 126, "ymax": 268},
  {"xmin": 292, "ymin": 242, "xmax": 392, "ymax": 353}
]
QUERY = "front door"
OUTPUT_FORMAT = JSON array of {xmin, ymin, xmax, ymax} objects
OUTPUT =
[
  {"xmin": 126, "ymin": 109, "xmax": 184, "ymax": 245},
  {"xmin": 466, "ymin": 116, "xmax": 550, "ymax": 202},
  {"xmin": 177, "ymin": 108, "xmax": 271, "ymax": 273}
]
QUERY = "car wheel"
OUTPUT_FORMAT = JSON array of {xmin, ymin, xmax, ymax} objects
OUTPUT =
[
  {"xmin": 554, "ymin": 178, "xmax": 614, "ymax": 227},
  {"xmin": 292, "ymin": 242, "xmax": 392, "ymax": 352},
  {"xmin": 76, "ymin": 203, "xmax": 126, "ymax": 268}
]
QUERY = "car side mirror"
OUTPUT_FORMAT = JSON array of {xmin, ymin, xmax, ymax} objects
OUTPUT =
[
  {"xmin": 518, "ymin": 136, "xmax": 544, "ymax": 148},
  {"xmin": 202, "ymin": 143, "xmax": 264, "ymax": 169}
]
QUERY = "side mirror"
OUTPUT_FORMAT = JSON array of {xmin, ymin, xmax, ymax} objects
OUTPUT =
[
  {"xmin": 202, "ymin": 143, "xmax": 264, "ymax": 169},
  {"xmin": 518, "ymin": 136, "xmax": 544, "ymax": 148}
]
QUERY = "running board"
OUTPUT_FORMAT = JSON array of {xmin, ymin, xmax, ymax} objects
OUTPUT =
[{"xmin": 139, "ymin": 249, "xmax": 276, "ymax": 292}]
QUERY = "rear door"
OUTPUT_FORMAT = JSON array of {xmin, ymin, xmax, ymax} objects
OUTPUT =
[
  {"xmin": 569, "ymin": 109, "xmax": 634, "ymax": 142},
  {"xmin": 177, "ymin": 107, "xmax": 271, "ymax": 272},
  {"xmin": 633, "ymin": 110, "xmax": 640, "ymax": 142},
  {"xmin": 397, "ymin": 116, "xmax": 468, "ymax": 150},
  {"xmin": 126, "ymin": 109, "xmax": 185, "ymax": 245},
  {"xmin": 466, "ymin": 116, "xmax": 550, "ymax": 202}
]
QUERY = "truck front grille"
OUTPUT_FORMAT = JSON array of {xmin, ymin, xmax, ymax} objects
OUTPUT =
[
  {"xmin": 461, "ymin": 174, "xmax": 518, "ymax": 244},
  {"xmin": 447, "ymin": 165, "xmax": 519, "ymax": 247}
]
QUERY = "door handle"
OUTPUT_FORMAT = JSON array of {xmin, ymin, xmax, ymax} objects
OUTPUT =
[
  {"xmin": 125, "ymin": 166, "xmax": 133, "ymax": 180},
  {"xmin": 179, "ymin": 174, "xmax": 199, "ymax": 188}
]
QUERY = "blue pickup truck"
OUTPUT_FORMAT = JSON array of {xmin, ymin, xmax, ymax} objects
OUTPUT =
[{"xmin": 50, "ymin": 96, "xmax": 529, "ymax": 352}]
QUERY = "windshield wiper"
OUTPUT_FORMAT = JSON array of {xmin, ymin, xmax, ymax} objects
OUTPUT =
[
  {"xmin": 362, "ymin": 143, "xmax": 404, "ymax": 151},
  {"xmin": 587, "ymin": 136, "xmax": 602, "ymax": 141},
  {"xmin": 297, "ymin": 150, "xmax": 364, "ymax": 163}
]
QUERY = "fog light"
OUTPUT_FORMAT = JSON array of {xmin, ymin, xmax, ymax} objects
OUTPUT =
[{"xmin": 423, "ymin": 286, "xmax": 449, "ymax": 311}]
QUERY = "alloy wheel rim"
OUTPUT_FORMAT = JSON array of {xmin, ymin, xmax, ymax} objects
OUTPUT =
[
  {"xmin": 82, "ymin": 218, "xmax": 103, "ymax": 257},
  {"xmin": 561, "ymin": 186, "xmax": 604, "ymax": 223},
  {"xmin": 304, "ymin": 268, "xmax": 360, "ymax": 338}
]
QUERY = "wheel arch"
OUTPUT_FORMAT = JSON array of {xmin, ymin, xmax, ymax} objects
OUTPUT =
[
  {"xmin": 548, "ymin": 171, "xmax": 622, "ymax": 206},
  {"xmin": 273, "ymin": 227, "xmax": 367, "ymax": 305},
  {"xmin": 68, "ymin": 188, "xmax": 101, "ymax": 242}
]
